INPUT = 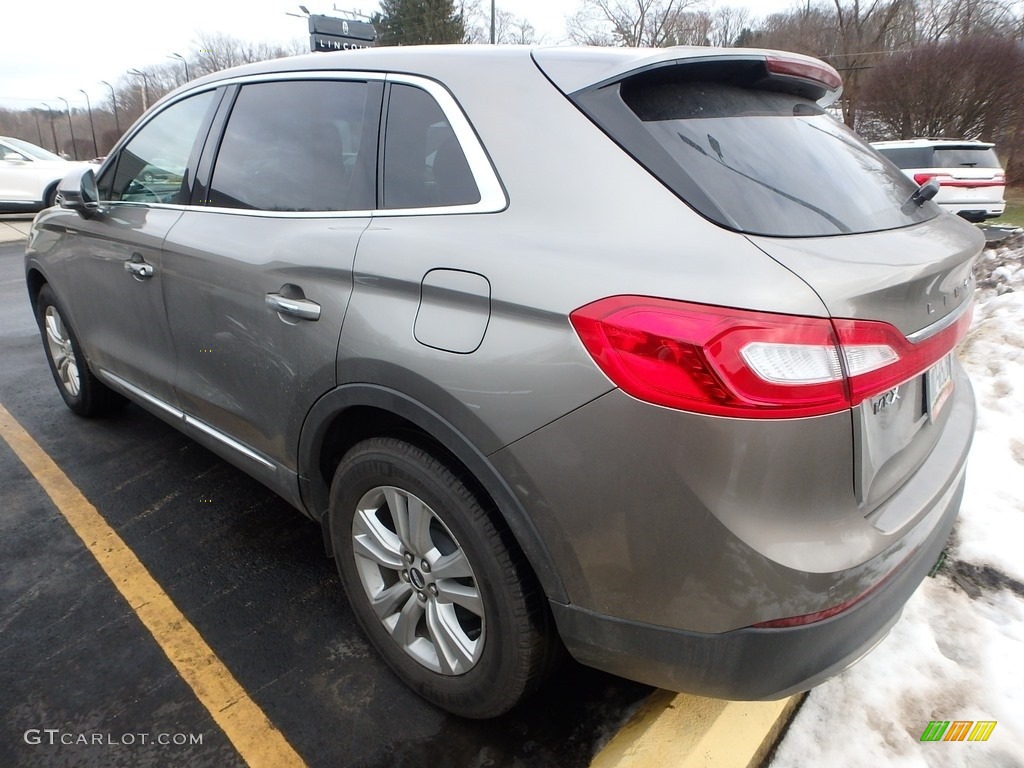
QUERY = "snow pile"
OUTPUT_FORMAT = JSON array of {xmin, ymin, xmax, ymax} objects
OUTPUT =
[
  {"xmin": 976, "ymin": 233, "xmax": 1024, "ymax": 301},
  {"xmin": 771, "ymin": 236, "xmax": 1024, "ymax": 767}
]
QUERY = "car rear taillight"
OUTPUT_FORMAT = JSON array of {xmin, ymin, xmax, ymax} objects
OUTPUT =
[
  {"xmin": 569, "ymin": 297, "xmax": 972, "ymax": 419},
  {"xmin": 913, "ymin": 172, "xmax": 952, "ymax": 186},
  {"xmin": 913, "ymin": 172, "xmax": 1005, "ymax": 188}
]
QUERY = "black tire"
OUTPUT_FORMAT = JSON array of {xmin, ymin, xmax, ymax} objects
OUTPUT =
[
  {"xmin": 43, "ymin": 183, "xmax": 59, "ymax": 209},
  {"xmin": 329, "ymin": 437, "xmax": 560, "ymax": 718},
  {"xmin": 35, "ymin": 284, "xmax": 124, "ymax": 417}
]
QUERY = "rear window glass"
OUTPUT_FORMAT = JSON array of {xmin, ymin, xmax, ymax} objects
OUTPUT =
[
  {"xmin": 934, "ymin": 147, "xmax": 1000, "ymax": 168},
  {"xmin": 875, "ymin": 147, "xmax": 932, "ymax": 169},
  {"xmin": 577, "ymin": 78, "xmax": 937, "ymax": 237},
  {"xmin": 383, "ymin": 84, "xmax": 480, "ymax": 209}
]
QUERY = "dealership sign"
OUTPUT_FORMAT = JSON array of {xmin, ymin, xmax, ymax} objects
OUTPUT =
[{"xmin": 309, "ymin": 14, "xmax": 377, "ymax": 51}]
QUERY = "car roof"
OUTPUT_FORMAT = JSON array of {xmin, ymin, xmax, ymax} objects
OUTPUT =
[
  {"xmin": 179, "ymin": 44, "xmax": 838, "ymax": 98},
  {"xmin": 185, "ymin": 45, "xmax": 585, "ymax": 89}
]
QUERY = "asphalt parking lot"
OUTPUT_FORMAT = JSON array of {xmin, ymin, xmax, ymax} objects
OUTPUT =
[{"xmin": 0, "ymin": 234, "xmax": 655, "ymax": 767}]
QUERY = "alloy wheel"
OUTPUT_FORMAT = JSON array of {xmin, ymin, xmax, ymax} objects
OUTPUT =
[
  {"xmin": 350, "ymin": 485, "xmax": 485, "ymax": 675},
  {"xmin": 43, "ymin": 305, "xmax": 81, "ymax": 397}
]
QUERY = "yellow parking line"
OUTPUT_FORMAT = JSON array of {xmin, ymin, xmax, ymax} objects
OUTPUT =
[
  {"xmin": 592, "ymin": 690, "xmax": 802, "ymax": 768},
  {"xmin": 0, "ymin": 403, "xmax": 307, "ymax": 768}
]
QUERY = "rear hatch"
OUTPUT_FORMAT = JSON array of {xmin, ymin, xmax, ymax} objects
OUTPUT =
[
  {"xmin": 927, "ymin": 144, "xmax": 1006, "ymax": 206},
  {"xmin": 535, "ymin": 47, "xmax": 984, "ymax": 521}
]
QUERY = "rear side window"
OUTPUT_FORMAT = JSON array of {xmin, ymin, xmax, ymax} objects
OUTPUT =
[
  {"xmin": 383, "ymin": 83, "xmax": 480, "ymax": 210},
  {"xmin": 875, "ymin": 147, "xmax": 933, "ymax": 169},
  {"xmin": 934, "ymin": 147, "xmax": 1001, "ymax": 168},
  {"xmin": 208, "ymin": 80, "xmax": 375, "ymax": 212},
  {"xmin": 574, "ymin": 75, "xmax": 938, "ymax": 237}
]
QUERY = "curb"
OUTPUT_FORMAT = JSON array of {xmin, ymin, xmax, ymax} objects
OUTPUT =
[
  {"xmin": 0, "ymin": 220, "xmax": 31, "ymax": 244},
  {"xmin": 592, "ymin": 690, "xmax": 803, "ymax": 768}
]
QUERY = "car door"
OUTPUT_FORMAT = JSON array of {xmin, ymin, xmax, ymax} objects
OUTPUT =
[
  {"xmin": 0, "ymin": 141, "xmax": 40, "ymax": 203},
  {"xmin": 160, "ymin": 77, "xmax": 381, "ymax": 481},
  {"xmin": 38, "ymin": 90, "xmax": 221, "ymax": 408}
]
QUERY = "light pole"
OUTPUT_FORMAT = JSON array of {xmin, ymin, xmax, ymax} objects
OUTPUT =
[
  {"xmin": 99, "ymin": 80, "xmax": 121, "ymax": 136},
  {"xmin": 32, "ymin": 110, "xmax": 44, "ymax": 147},
  {"xmin": 128, "ymin": 68, "xmax": 151, "ymax": 111},
  {"xmin": 490, "ymin": 0, "xmax": 496, "ymax": 44},
  {"xmin": 57, "ymin": 96, "xmax": 78, "ymax": 159},
  {"xmin": 79, "ymin": 89, "xmax": 99, "ymax": 158},
  {"xmin": 43, "ymin": 104, "xmax": 60, "ymax": 154},
  {"xmin": 169, "ymin": 52, "xmax": 190, "ymax": 83}
]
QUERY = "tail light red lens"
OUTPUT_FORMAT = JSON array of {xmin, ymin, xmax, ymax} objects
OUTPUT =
[
  {"xmin": 913, "ymin": 172, "xmax": 951, "ymax": 186},
  {"xmin": 570, "ymin": 296, "xmax": 972, "ymax": 419}
]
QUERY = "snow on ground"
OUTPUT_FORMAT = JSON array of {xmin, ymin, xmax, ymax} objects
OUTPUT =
[{"xmin": 771, "ymin": 233, "xmax": 1024, "ymax": 768}]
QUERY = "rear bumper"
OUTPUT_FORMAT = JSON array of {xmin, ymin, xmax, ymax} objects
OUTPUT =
[
  {"xmin": 550, "ymin": 468, "xmax": 964, "ymax": 700},
  {"xmin": 939, "ymin": 202, "xmax": 1005, "ymax": 221}
]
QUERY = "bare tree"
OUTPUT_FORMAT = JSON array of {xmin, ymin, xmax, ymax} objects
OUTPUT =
[
  {"xmin": 463, "ymin": 2, "xmax": 540, "ymax": 44},
  {"xmin": 189, "ymin": 31, "xmax": 300, "ymax": 77},
  {"xmin": 708, "ymin": 5, "xmax": 752, "ymax": 46},
  {"xmin": 912, "ymin": 0, "xmax": 1023, "ymax": 40},
  {"xmin": 861, "ymin": 35, "xmax": 1023, "ymax": 137},
  {"xmin": 567, "ymin": 0, "xmax": 706, "ymax": 47},
  {"xmin": 744, "ymin": 3, "xmax": 842, "ymax": 56},
  {"xmin": 829, "ymin": 1, "xmax": 910, "ymax": 127},
  {"xmin": 668, "ymin": 9, "xmax": 714, "ymax": 44},
  {"xmin": 497, "ymin": 10, "xmax": 539, "ymax": 43}
]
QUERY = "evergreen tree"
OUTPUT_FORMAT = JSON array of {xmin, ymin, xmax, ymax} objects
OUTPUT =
[{"xmin": 372, "ymin": 0, "xmax": 466, "ymax": 46}]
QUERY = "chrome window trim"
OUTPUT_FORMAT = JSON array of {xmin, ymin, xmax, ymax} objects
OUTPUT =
[{"xmin": 102, "ymin": 70, "xmax": 507, "ymax": 219}]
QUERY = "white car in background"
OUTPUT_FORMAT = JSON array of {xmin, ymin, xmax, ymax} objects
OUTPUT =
[
  {"xmin": 872, "ymin": 138, "xmax": 1006, "ymax": 222},
  {"xmin": 0, "ymin": 137, "xmax": 92, "ymax": 212}
]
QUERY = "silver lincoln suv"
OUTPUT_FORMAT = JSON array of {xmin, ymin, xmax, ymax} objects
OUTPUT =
[{"xmin": 26, "ymin": 45, "xmax": 980, "ymax": 718}]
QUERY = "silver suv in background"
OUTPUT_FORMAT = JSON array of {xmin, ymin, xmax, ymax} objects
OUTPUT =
[
  {"xmin": 872, "ymin": 138, "xmax": 1006, "ymax": 221},
  {"xmin": 26, "ymin": 46, "xmax": 981, "ymax": 718}
]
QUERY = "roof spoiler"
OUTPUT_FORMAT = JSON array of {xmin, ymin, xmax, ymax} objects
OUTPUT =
[{"xmin": 533, "ymin": 47, "xmax": 843, "ymax": 107}]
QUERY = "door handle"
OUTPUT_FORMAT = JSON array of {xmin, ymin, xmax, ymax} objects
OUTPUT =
[
  {"xmin": 124, "ymin": 260, "xmax": 154, "ymax": 279},
  {"xmin": 266, "ymin": 292, "xmax": 321, "ymax": 321}
]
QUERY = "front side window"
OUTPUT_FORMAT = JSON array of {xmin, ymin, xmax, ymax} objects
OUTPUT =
[
  {"xmin": 383, "ymin": 84, "xmax": 480, "ymax": 210},
  {"xmin": 100, "ymin": 90, "xmax": 217, "ymax": 205},
  {"xmin": 208, "ymin": 80, "xmax": 375, "ymax": 212}
]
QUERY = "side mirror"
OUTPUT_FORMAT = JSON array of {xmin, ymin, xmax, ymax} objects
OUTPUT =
[
  {"xmin": 58, "ymin": 166, "xmax": 102, "ymax": 218},
  {"xmin": 3, "ymin": 152, "xmax": 26, "ymax": 163}
]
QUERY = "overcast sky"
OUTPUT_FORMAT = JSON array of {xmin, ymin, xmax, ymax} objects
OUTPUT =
[{"xmin": 0, "ymin": 0, "xmax": 797, "ymax": 111}]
